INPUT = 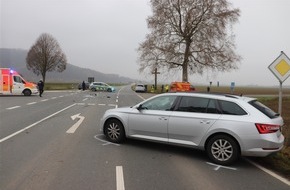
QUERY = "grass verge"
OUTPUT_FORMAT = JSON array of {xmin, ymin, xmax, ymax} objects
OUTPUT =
[{"xmin": 251, "ymin": 97, "xmax": 290, "ymax": 180}]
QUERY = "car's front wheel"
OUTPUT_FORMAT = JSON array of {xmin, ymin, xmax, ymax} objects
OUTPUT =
[
  {"xmin": 206, "ymin": 134, "xmax": 239, "ymax": 165},
  {"xmin": 23, "ymin": 89, "xmax": 32, "ymax": 96},
  {"xmin": 104, "ymin": 119, "xmax": 125, "ymax": 143}
]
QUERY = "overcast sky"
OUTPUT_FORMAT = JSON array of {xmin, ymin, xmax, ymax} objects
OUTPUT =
[{"xmin": 1, "ymin": 0, "xmax": 290, "ymax": 86}]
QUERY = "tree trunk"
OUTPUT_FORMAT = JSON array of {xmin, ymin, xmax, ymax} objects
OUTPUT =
[
  {"xmin": 182, "ymin": 63, "xmax": 188, "ymax": 82},
  {"xmin": 182, "ymin": 40, "xmax": 191, "ymax": 82}
]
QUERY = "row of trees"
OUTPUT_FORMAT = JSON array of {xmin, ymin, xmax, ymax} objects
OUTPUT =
[{"xmin": 26, "ymin": 0, "xmax": 240, "ymax": 83}]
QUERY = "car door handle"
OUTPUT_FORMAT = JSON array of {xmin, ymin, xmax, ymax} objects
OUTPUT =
[
  {"xmin": 200, "ymin": 120, "xmax": 210, "ymax": 124},
  {"xmin": 159, "ymin": 117, "xmax": 168, "ymax": 121}
]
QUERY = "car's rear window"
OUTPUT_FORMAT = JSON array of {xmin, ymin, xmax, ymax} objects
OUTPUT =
[{"xmin": 249, "ymin": 100, "xmax": 279, "ymax": 119}]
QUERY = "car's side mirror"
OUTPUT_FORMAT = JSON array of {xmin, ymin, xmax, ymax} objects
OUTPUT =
[
  {"xmin": 137, "ymin": 104, "xmax": 147, "ymax": 111},
  {"xmin": 137, "ymin": 104, "xmax": 143, "ymax": 110}
]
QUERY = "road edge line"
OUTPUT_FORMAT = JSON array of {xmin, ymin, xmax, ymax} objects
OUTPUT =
[{"xmin": 246, "ymin": 159, "xmax": 290, "ymax": 186}]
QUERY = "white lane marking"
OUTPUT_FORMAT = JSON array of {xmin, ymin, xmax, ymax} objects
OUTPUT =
[
  {"xmin": 116, "ymin": 166, "xmax": 125, "ymax": 190},
  {"xmin": 109, "ymin": 104, "xmax": 116, "ymax": 107},
  {"xmin": 135, "ymin": 93, "xmax": 145, "ymax": 100},
  {"xmin": 94, "ymin": 134, "xmax": 120, "ymax": 146},
  {"xmin": 59, "ymin": 96, "xmax": 64, "ymax": 98},
  {"xmin": 116, "ymin": 86, "xmax": 127, "ymax": 109},
  {"xmin": 98, "ymin": 104, "xmax": 106, "ymax": 106},
  {"xmin": 66, "ymin": 113, "xmax": 85, "ymax": 134},
  {"xmin": 82, "ymin": 98, "xmax": 88, "ymax": 101},
  {"xmin": 27, "ymin": 102, "xmax": 37, "ymax": 105},
  {"xmin": 88, "ymin": 103, "xmax": 95, "ymax": 106},
  {"xmin": 0, "ymin": 104, "xmax": 76, "ymax": 143},
  {"xmin": 41, "ymin": 99, "xmax": 49, "ymax": 102},
  {"xmin": 246, "ymin": 159, "xmax": 290, "ymax": 186},
  {"xmin": 51, "ymin": 97, "xmax": 57, "ymax": 99},
  {"xmin": 206, "ymin": 162, "xmax": 237, "ymax": 171},
  {"xmin": 6, "ymin": 106, "xmax": 21, "ymax": 110}
]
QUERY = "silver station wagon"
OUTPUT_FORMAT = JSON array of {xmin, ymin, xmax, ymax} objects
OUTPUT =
[{"xmin": 100, "ymin": 93, "xmax": 284, "ymax": 165}]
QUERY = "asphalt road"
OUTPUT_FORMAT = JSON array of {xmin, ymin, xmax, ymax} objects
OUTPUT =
[{"xmin": 0, "ymin": 86, "xmax": 289, "ymax": 190}]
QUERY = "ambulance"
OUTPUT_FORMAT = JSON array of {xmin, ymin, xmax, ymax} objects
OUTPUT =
[
  {"xmin": 170, "ymin": 81, "xmax": 195, "ymax": 92},
  {"xmin": 0, "ymin": 68, "xmax": 38, "ymax": 96}
]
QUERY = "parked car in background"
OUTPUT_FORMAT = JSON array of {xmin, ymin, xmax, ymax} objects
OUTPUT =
[
  {"xmin": 78, "ymin": 81, "xmax": 90, "ymax": 90},
  {"xmin": 89, "ymin": 82, "xmax": 115, "ymax": 92},
  {"xmin": 100, "ymin": 92, "xmax": 284, "ymax": 165},
  {"xmin": 135, "ymin": 84, "xmax": 146, "ymax": 92}
]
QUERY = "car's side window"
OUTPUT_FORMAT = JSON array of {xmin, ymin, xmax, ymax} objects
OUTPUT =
[
  {"xmin": 176, "ymin": 96, "xmax": 219, "ymax": 113},
  {"xmin": 207, "ymin": 99, "xmax": 220, "ymax": 113},
  {"xmin": 142, "ymin": 96, "xmax": 177, "ymax": 111},
  {"xmin": 218, "ymin": 100, "xmax": 247, "ymax": 115}
]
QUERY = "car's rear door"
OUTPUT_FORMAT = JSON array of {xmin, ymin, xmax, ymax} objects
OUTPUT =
[{"xmin": 168, "ymin": 96, "xmax": 221, "ymax": 146}]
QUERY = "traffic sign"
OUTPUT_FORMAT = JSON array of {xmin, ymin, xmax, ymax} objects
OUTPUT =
[{"xmin": 268, "ymin": 51, "xmax": 290, "ymax": 82}]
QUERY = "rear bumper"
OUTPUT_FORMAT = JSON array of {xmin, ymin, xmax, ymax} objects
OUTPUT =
[{"xmin": 241, "ymin": 134, "xmax": 284, "ymax": 157}]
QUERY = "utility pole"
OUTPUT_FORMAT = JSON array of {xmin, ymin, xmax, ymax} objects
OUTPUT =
[{"xmin": 152, "ymin": 68, "xmax": 160, "ymax": 90}]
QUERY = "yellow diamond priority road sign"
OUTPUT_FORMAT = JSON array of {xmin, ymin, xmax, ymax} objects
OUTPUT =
[{"xmin": 268, "ymin": 51, "xmax": 290, "ymax": 82}]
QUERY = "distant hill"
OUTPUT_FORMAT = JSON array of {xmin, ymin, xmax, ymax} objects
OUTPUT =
[{"xmin": 0, "ymin": 48, "xmax": 135, "ymax": 83}]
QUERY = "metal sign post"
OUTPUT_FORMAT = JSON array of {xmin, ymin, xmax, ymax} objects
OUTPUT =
[
  {"xmin": 268, "ymin": 51, "xmax": 290, "ymax": 114},
  {"xmin": 230, "ymin": 82, "xmax": 235, "ymax": 94}
]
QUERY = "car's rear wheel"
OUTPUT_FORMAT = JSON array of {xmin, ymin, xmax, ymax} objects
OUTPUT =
[
  {"xmin": 206, "ymin": 134, "xmax": 239, "ymax": 165},
  {"xmin": 104, "ymin": 119, "xmax": 125, "ymax": 143}
]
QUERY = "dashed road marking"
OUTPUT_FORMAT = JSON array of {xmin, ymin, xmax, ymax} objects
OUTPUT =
[
  {"xmin": 27, "ymin": 102, "xmax": 37, "ymax": 105},
  {"xmin": 116, "ymin": 166, "xmax": 125, "ymax": 190},
  {"xmin": 6, "ymin": 106, "xmax": 21, "ymax": 110}
]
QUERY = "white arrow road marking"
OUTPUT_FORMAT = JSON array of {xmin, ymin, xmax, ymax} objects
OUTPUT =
[{"xmin": 66, "ymin": 113, "xmax": 85, "ymax": 134}]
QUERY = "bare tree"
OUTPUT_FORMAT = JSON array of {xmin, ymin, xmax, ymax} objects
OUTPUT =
[
  {"xmin": 138, "ymin": 0, "xmax": 241, "ymax": 82},
  {"xmin": 26, "ymin": 33, "xmax": 67, "ymax": 83}
]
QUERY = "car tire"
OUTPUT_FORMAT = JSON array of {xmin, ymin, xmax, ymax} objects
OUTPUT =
[
  {"xmin": 23, "ymin": 89, "xmax": 32, "ymax": 96},
  {"xmin": 206, "ymin": 134, "xmax": 239, "ymax": 165},
  {"xmin": 91, "ymin": 88, "xmax": 96, "ymax": 91},
  {"xmin": 104, "ymin": 119, "xmax": 125, "ymax": 143},
  {"xmin": 107, "ymin": 88, "xmax": 112, "ymax": 92}
]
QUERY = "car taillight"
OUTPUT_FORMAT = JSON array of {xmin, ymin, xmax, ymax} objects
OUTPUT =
[{"xmin": 255, "ymin": 123, "xmax": 280, "ymax": 134}]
